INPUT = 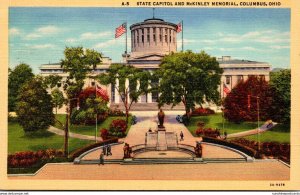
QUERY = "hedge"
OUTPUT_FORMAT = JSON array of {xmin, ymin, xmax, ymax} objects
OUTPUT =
[
  {"xmin": 69, "ymin": 137, "xmax": 118, "ymax": 160},
  {"xmin": 202, "ymin": 136, "xmax": 259, "ymax": 158}
]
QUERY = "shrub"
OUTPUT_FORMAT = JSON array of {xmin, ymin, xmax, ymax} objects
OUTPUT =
[
  {"xmin": 108, "ymin": 109, "xmax": 125, "ymax": 116},
  {"xmin": 7, "ymin": 149, "xmax": 64, "ymax": 168},
  {"xmin": 195, "ymin": 127, "xmax": 220, "ymax": 138},
  {"xmin": 100, "ymin": 128, "xmax": 109, "ymax": 140},
  {"xmin": 191, "ymin": 107, "xmax": 215, "ymax": 116},
  {"xmin": 109, "ymin": 119, "xmax": 127, "ymax": 137}
]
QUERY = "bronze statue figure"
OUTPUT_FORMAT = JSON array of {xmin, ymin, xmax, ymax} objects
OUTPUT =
[
  {"xmin": 123, "ymin": 143, "xmax": 132, "ymax": 158},
  {"xmin": 158, "ymin": 108, "xmax": 165, "ymax": 128},
  {"xmin": 194, "ymin": 142, "xmax": 203, "ymax": 158}
]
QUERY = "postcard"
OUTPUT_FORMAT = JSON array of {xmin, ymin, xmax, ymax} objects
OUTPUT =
[{"xmin": 1, "ymin": 0, "xmax": 299, "ymax": 191}]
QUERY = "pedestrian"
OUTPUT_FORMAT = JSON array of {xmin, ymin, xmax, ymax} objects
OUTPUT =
[
  {"xmin": 102, "ymin": 145, "xmax": 107, "ymax": 156},
  {"xmin": 99, "ymin": 152, "xmax": 104, "ymax": 165},
  {"xmin": 224, "ymin": 131, "xmax": 227, "ymax": 140},
  {"xmin": 107, "ymin": 145, "xmax": 112, "ymax": 156},
  {"xmin": 180, "ymin": 131, "xmax": 184, "ymax": 141}
]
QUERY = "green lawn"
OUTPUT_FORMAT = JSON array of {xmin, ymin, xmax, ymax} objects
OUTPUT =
[
  {"xmin": 8, "ymin": 122, "xmax": 93, "ymax": 154},
  {"xmin": 186, "ymin": 114, "xmax": 290, "ymax": 143},
  {"xmin": 55, "ymin": 114, "xmax": 132, "ymax": 136}
]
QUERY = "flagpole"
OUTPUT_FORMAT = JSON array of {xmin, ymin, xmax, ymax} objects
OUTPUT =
[
  {"xmin": 125, "ymin": 22, "xmax": 127, "ymax": 55},
  {"xmin": 181, "ymin": 20, "xmax": 183, "ymax": 52},
  {"xmin": 222, "ymin": 82, "xmax": 225, "ymax": 137}
]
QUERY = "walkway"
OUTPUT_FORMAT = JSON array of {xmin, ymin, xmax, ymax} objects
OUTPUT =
[
  {"xmin": 81, "ymin": 112, "xmax": 244, "ymax": 161},
  {"xmin": 9, "ymin": 161, "xmax": 289, "ymax": 180},
  {"xmin": 227, "ymin": 122, "xmax": 278, "ymax": 139},
  {"xmin": 48, "ymin": 126, "xmax": 103, "ymax": 142}
]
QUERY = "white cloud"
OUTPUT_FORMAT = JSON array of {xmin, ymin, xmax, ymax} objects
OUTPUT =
[
  {"xmin": 269, "ymin": 45, "xmax": 290, "ymax": 49},
  {"xmin": 65, "ymin": 38, "xmax": 77, "ymax": 43},
  {"xmin": 94, "ymin": 39, "xmax": 118, "ymax": 48},
  {"xmin": 24, "ymin": 25, "xmax": 62, "ymax": 40},
  {"xmin": 9, "ymin": 28, "xmax": 21, "ymax": 36},
  {"xmin": 30, "ymin": 44, "xmax": 55, "ymax": 49},
  {"xmin": 201, "ymin": 30, "xmax": 290, "ymax": 44},
  {"xmin": 36, "ymin": 25, "xmax": 60, "ymax": 34},
  {"xmin": 80, "ymin": 31, "xmax": 112, "ymax": 40}
]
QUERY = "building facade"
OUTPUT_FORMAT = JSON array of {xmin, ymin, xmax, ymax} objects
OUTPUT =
[{"xmin": 40, "ymin": 17, "xmax": 271, "ymax": 111}]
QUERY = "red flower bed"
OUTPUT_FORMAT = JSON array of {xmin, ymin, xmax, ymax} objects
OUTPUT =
[
  {"xmin": 191, "ymin": 107, "xmax": 215, "ymax": 116},
  {"xmin": 231, "ymin": 138, "xmax": 290, "ymax": 163},
  {"xmin": 109, "ymin": 119, "xmax": 127, "ymax": 137},
  {"xmin": 7, "ymin": 149, "xmax": 64, "ymax": 168},
  {"xmin": 100, "ymin": 128, "xmax": 109, "ymax": 140}
]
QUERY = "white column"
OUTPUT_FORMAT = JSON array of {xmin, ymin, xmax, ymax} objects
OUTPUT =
[
  {"xmin": 115, "ymin": 79, "xmax": 119, "ymax": 103},
  {"xmin": 125, "ymin": 78, "xmax": 130, "ymax": 103},
  {"xmin": 147, "ymin": 81, "xmax": 152, "ymax": 103},
  {"xmin": 137, "ymin": 80, "xmax": 142, "ymax": 103}
]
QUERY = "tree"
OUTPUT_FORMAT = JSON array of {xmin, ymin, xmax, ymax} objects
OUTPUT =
[
  {"xmin": 61, "ymin": 47, "xmax": 102, "ymax": 99},
  {"xmin": 60, "ymin": 46, "xmax": 102, "ymax": 156},
  {"xmin": 156, "ymin": 51, "xmax": 223, "ymax": 115},
  {"xmin": 15, "ymin": 77, "xmax": 54, "ymax": 132},
  {"xmin": 71, "ymin": 87, "xmax": 109, "ymax": 125},
  {"xmin": 44, "ymin": 75, "xmax": 63, "ymax": 89},
  {"xmin": 223, "ymin": 76, "xmax": 274, "ymax": 123},
  {"xmin": 51, "ymin": 88, "xmax": 65, "ymax": 114},
  {"xmin": 268, "ymin": 69, "xmax": 291, "ymax": 124},
  {"xmin": 8, "ymin": 63, "xmax": 34, "ymax": 111},
  {"xmin": 97, "ymin": 64, "xmax": 151, "ymax": 122}
]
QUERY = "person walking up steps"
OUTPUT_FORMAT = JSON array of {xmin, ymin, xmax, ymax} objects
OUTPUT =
[
  {"xmin": 107, "ymin": 145, "xmax": 112, "ymax": 156},
  {"xmin": 180, "ymin": 131, "xmax": 184, "ymax": 141}
]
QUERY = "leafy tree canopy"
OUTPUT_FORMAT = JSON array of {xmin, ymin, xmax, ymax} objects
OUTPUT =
[
  {"xmin": 51, "ymin": 88, "xmax": 65, "ymax": 114},
  {"xmin": 60, "ymin": 47, "xmax": 102, "ymax": 99},
  {"xmin": 224, "ymin": 76, "xmax": 274, "ymax": 123},
  {"xmin": 269, "ymin": 69, "xmax": 291, "ymax": 124},
  {"xmin": 16, "ymin": 77, "xmax": 54, "ymax": 132},
  {"xmin": 8, "ymin": 63, "xmax": 34, "ymax": 111},
  {"xmin": 97, "ymin": 64, "xmax": 151, "ymax": 122},
  {"xmin": 156, "ymin": 50, "xmax": 223, "ymax": 114}
]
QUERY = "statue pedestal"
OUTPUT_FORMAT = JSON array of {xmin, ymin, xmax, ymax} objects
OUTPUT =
[
  {"xmin": 157, "ymin": 130, "xmax": 167, "ymax": 151},
  {"xmin": 157, "ymin": 126, "xmax": 166, "ymax": 131}
]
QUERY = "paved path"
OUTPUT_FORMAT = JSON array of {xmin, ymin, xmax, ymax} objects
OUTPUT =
[
  {"xmin": 48, "ymin": 126, "xmax": 103, "ymax": 142},
  {"xmin": 82, "ymin": 113, "xmax": 244, "ymax": 160},
  {"xmin": 227, "ymin": 122, "xmax": 278, "ymax": 139},
  {"xmin": 9, "ymin": 161, "xmax": 289, "ymax": 180}
]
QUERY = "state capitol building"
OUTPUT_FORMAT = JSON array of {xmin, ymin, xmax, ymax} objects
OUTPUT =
[{"xmin": 40, "ymin": 17, "xmax": 271, "ymax": 111}]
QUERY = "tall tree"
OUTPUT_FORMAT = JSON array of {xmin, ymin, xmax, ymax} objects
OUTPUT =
[
  {"xmin": 15, "ymin": 77, "xmax": 54, "ymax": 132},
  {"xmin": 156, "ymin": 50, "xmax": 223, "ymax": 115},
  {"xmin": 60, "ymin": 46, "xmax": 102, "ymax": 156},
  {"xmin": 223, "ymin": 76, "xmax": 274, "ymax": 123},
  {"xmin": 8, "ymin": 63, "xmax": 34, "ymax": 111},
  {"xmin": 269, "ymin": 69, "xmax": 291, "ymax": 124},
  {"xmin": 44, "ymin": 75, "xmax": 63, "ymax": 89},
  {"xmin": 51, "ymin": 88, "xmax": 65, "ymax": 114},
  {"xmin": 97, "ymin": 64, "xmax": 150, "ymax": 122}
]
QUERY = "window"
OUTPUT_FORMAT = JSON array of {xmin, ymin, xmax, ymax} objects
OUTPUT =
[
  {"xmin": 153, "ymin": 27, "xmax": 156, "ymax": 42},
  {"xmin": 165, "ymin": 35, "xmax": 168, "ymax": 42},
  {"xmin": 226, "ymin": 76, "xmax": 231, "ymax": 85},
  {"xmin": 237, "ymin": 75, "xmax": 243, "ymax": 83}
]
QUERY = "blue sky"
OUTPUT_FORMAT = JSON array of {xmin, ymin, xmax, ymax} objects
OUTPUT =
[{"xmin": 9, "ymin": 8, "xmax": 290, "ymax": 73}]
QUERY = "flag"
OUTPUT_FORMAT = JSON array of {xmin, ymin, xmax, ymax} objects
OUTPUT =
[
  {"xmin": 115, "ymin": 23, "xmax": 126, "ymax": 38},
  {"xmin": 176, "ymin": 22, "xmax": 182, "ymax": 33},
  {"xmin": 96, "ymin": 85, "xmax": 109, "ymax": 101},
  {"xmin": 223, "ymin": 83, "xmax": 230, "ymax": 95}
]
